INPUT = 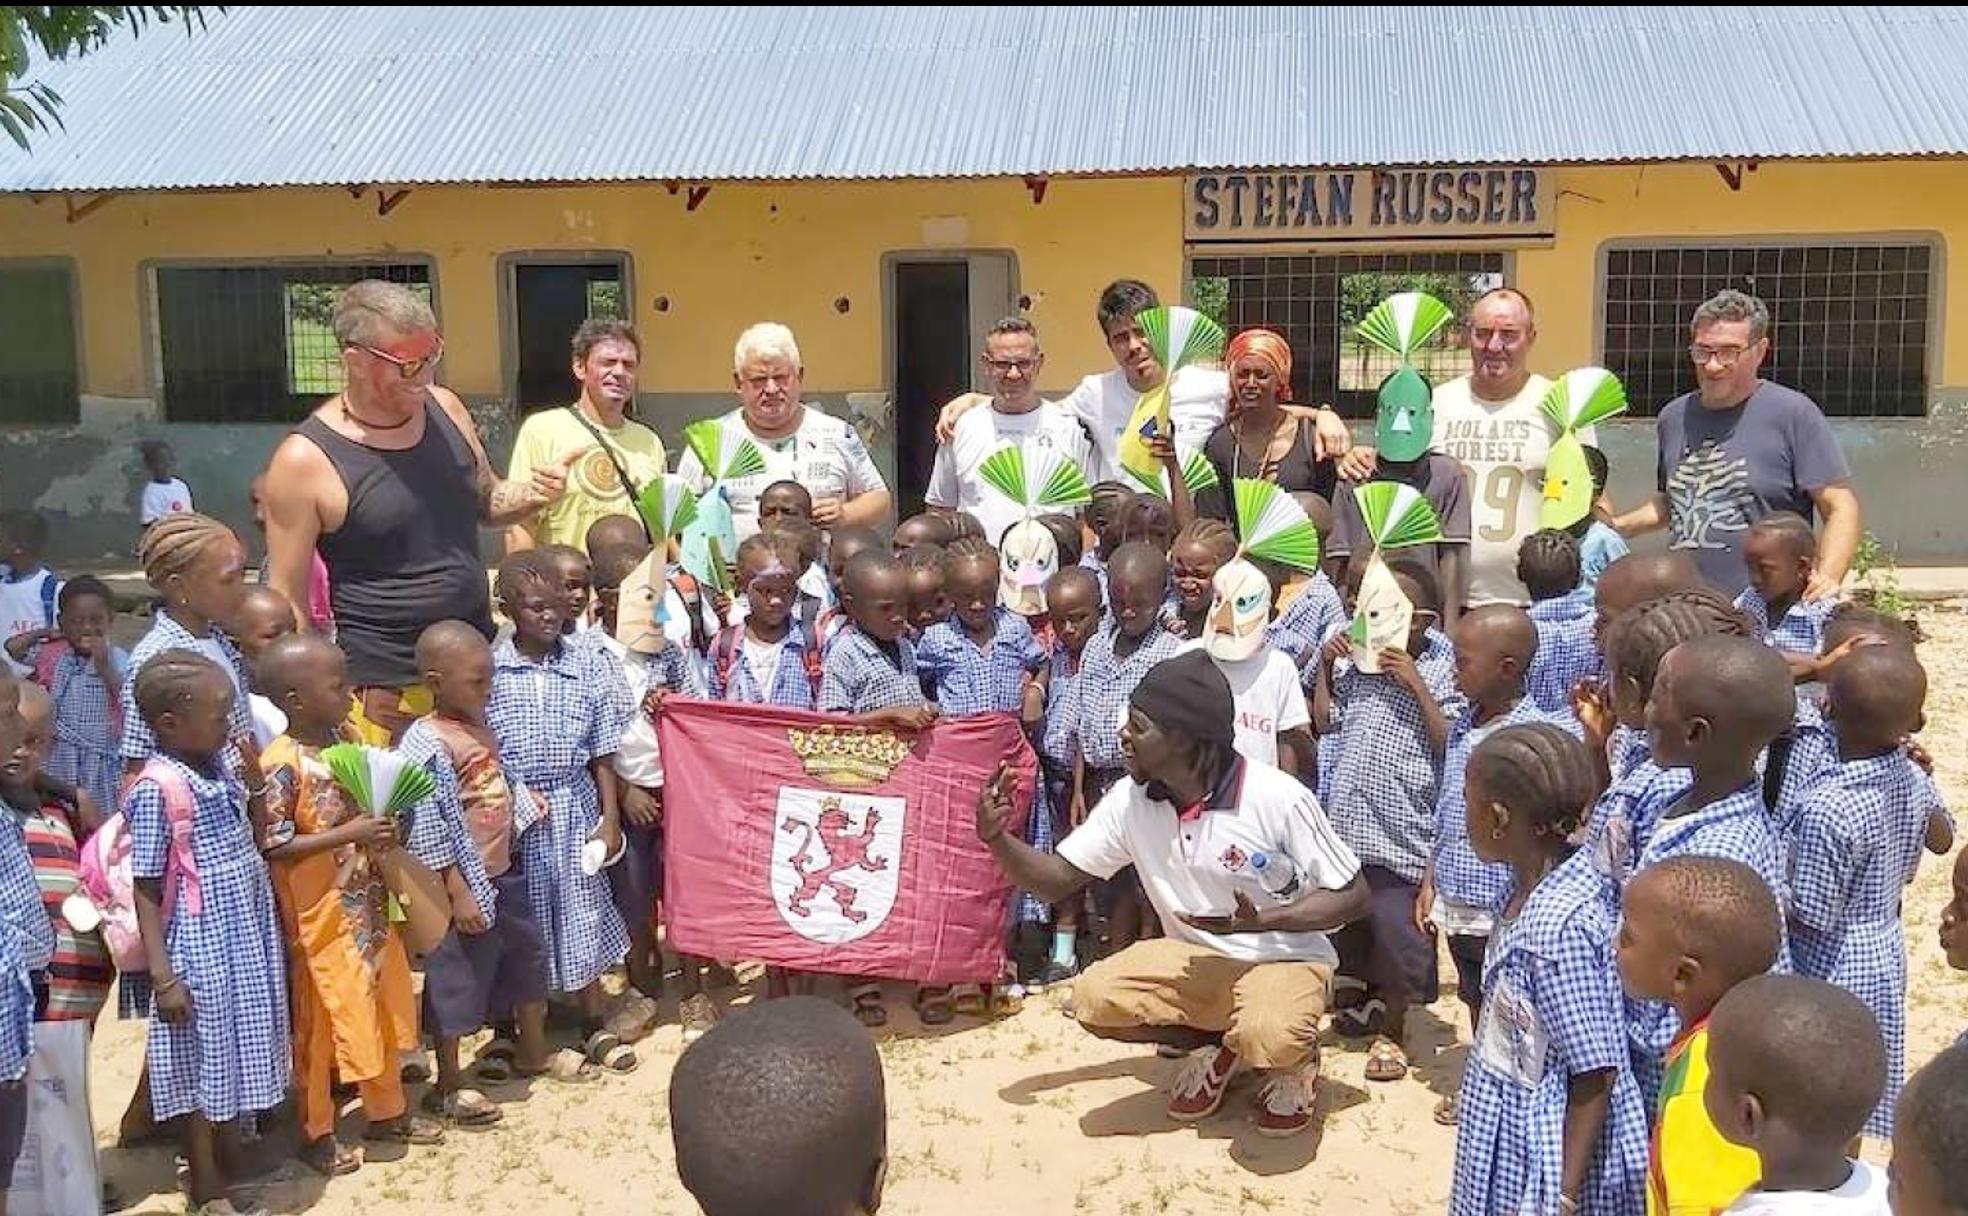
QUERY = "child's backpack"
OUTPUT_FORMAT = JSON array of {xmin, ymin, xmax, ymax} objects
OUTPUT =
[
  {"xmin": 713, "ymin": 599, "xmax": 825, "ymax": 704},
  {"xmin": 76, "ymin": 757, "xmax": 202, "ymax": 972}
]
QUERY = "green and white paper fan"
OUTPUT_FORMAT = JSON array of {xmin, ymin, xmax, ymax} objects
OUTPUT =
[
  {"xmin": 1355, "ymin": 481, "xmax": 1444, "ymax": 552},
  {"xmin": 321, "ymin": 743, "xmax": 436, "ymax": 819},
  {"xmin": 634, "ymin": 474, "xmax": 699, "ymax": 543},
  {"xmin": 1538, "ymin": 367, "xmax": 1628, "ymax": 436},
  {"xmin": 979, "ymin": 443, "xmax": 1093, "ymax": 515},
  {"xmin": 1137, "ymin": 306, "xmax": 1226, "ymax": 373},
  {"xmin": 1123, "ymin": 448, "xmax": 1221, "ymax": 499},
  {"xmin": 682, "ymin": 419, "xmax": 767, "ymax": 484},
  {"xmin": 1231, "ymin": 478, "xmax": 1321, "ymax": 572},
  {"xmin": 1354, "ymin": 292, "xmax": 1454, "ymax": 359}
]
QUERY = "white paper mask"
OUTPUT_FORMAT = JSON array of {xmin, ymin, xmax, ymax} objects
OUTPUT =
[
  {"xmin": 1203, "ymin": 559, "xmax": 1271, "ymax": 662},
  {"xmin": 614, "ymin": 551, "xmax": 691, "ymax": 656},
  {"xmin": 1000, "ymin": 520, "xmax": 1058, "ymax": 616},
  {"xmin": 1348, "ymin": 556, "xmax": 1413, "ymax": 674}
]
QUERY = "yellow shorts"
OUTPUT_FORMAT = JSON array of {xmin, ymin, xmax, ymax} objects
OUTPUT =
[{"xmin": 348, "ymin": 683, "xmax": 435, "ymax": 746}]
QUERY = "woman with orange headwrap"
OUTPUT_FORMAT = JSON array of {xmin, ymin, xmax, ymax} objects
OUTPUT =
[{"xmin": 1197, "ymin": 329, "xmax": 1338, "ymax": 521}]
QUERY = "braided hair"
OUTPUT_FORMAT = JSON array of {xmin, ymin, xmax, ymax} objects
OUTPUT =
[
  {"xmin": 1172, "ymin": 518, "xmax": 1238, "ymax": 566},
  {"xmin": 137, "ymin": 512, "xmax": 239, "ymax": 594},
  {"xmin": 1609, "ymin": 587, "xmax": 1752, "ymax": 701},
  {"xmin": 133, "ymin": 648, "xmax": 225, "ymax": 729},
  {"xmin": 1467, "ymin": 722, "xmax": 1599, "ymax": 841},
  {"xmin": 1517, "ymin": 529, "xmax": 1583, "ymax": 602}
]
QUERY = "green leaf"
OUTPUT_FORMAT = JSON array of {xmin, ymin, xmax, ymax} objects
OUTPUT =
[{"xmin": 1355, "ymin": 292, "xmax": 1454, "ymax": 359}]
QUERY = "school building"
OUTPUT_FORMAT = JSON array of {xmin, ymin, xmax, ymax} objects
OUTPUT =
[{"xmin": 4, "ymin": 7, "xmax": 1967, "ymax": 562}]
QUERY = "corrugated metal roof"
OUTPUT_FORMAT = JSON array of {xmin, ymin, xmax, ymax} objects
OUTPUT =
[{"xmin": 5, "ymin": 5, "xmax": 1968, "ymax": 192}]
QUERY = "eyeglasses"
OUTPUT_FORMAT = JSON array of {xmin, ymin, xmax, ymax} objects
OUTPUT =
[
  {"xmin": 984, "ymin": 358, "xmax": 1037, "ymax": 374},
  {"xmin": 1688, "ymin": 344, "xmax": 1754, "ymax": 368},
  {"xmin": 350, "ymin": 338, "xmax": 444, "ymax": 380}
]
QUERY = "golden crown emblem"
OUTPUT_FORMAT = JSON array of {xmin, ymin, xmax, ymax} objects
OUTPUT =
[{"xmin": 787, "ymin": 726, "xmax": 913, "ymax": 789}]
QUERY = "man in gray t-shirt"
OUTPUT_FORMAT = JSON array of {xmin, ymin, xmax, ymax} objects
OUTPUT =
[{"xmin": 1615, "ymin": 290, "xmax": 1860, "ymax": 599}]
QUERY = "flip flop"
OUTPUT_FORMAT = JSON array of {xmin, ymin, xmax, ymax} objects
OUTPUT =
[
  {"xmin": 516, "ymin": 1048, "xmax": 600, "ymax": 1084},
  {"xmin": 1364, "ymin": 1036, "xmax": 1410, "ymax": 1083},
  {"xmin": 300, "ymin": 1137, "xmax": 363, "ymax": 1178},
  {"xmin": 364, "ymin": 1114, "xmax": 447, "ymax": 1146},
  {"xmin": 422, "ymin": 1087, "xmax": 503, "ymax": 1128},
  {"xmin": 915, "ymin": 986, "xmax": 955, "ymax": 1026},
  {"xmin": 474, "ymin": 1037, "xmax": 518, "ymax": 1084},
  {"xmin": 951, "ymin": 984, "xmax": 988, "ymax": 1017},
  {"xmin": 1433, "ymin": 1095, "xmax": 1459, "ymax": 1126},
  {"xmin": 1336, "ymin": 997, "xmax": 1387, "ymax": 1040},
  {"xmin": 583, "ymin": 1029, "xmax": 639, "ymax": 1074}
]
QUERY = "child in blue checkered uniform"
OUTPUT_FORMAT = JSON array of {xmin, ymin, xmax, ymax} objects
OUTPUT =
[
  {"xmin": 121, "ymin": 515, "xmax": 254, "ymax": 772},
  {"xmin": 1421, "ymin": 605, "xmax": 1575, "ymax": 1124},
  {"xmin": 1032, "ymin": 566, "xmax": 1102, "ymax": 985},
  {"xmin": 488, "ymin": 554, "xmax": 637, "ymax": 1072},
  {"xmin": 1733, "ymin": 514, "xmax": 1838, "ymax": 682},
  {"xmin": 1449, "ymin": 722, "xmax": 1647, "ymax": 1216},
  {"xmin": 124, "ymin": 650, "xmax": 290, "ymax": 1212},
  {"xmin": 0, "ymin": 672, "xmax": 46, "ymax": 1200},
  {"xmin": 1315, "ymin": 561, "xmax": 1465, "ymax": 1077},
  {"xmin": 1065, "ymin": 543, "xmax": 1182, "ymax": 956},
  {"xmin": 1787, "ymin": 645, "xmax": 1954, "ymax": 1140},
  {"xmin": 27, "ymin": 577, "xmax": 129, "ymax": 819},
  {"xmin": 818, "ymin": 549, "xmax": 941, "ymax": 1027},
  {"xmin": 1517, "ymin": 530, "xmax": 1600, "ymax": 723},
  {"xmin": 1772, "ymin": 605, "xmax": 1930, "ymax": 827},
  {"xmin": 709, "ymin": 534, "xmax": 824, "ymax": 710}
]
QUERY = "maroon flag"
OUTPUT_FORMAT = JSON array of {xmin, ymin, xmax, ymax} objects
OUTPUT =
[{"xmin": 658, "ymin": 699, "xmax": 1036, "ymax": 984}]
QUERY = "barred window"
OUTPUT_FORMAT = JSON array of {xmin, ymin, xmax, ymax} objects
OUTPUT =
[
  {"xmin": 1186, "ymin": 252, "xmax": 1505, "ymax": 418},
  {"xmin": 1602, "ymin": 241, "xmax": 1935, "ymax": 418},
  {"xmin": 153, "ymin": 261, "xmax": 434, "ymax": 423},
  {"xmin": 0, "ymin": 263, "xmax": 80, "ymax": 424}
]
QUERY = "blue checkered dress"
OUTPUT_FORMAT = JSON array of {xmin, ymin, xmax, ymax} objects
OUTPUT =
[
  {"xmin": 1325, "ymin": 629, "xmax": 1466, "ymax": 883},
  {"xmin": 1069, "ymin": 624, "xmax": 1184, "ymax": 772},
  {"xmin": 1433, "ymin": 699, "xmax": 1572, "ymax": 918},
  {"xmin": 1775, "ymin": 693, "xmax": 1837, "ymax": 832},
  {"xmin": 1039, "ymin": 644, "xmax": 1081, "ymax": 774},
  {"xmin": 0, "ymin": 809, "xmax": 53, "ymax": 975},
  {"xmin": 1451, "ymin": 849, "xmax": 1648, "ymax": 1216},
  {"xmin": 126, "ymin": 755, "xmax": 291, "ymax": 1122},
  {"xmin": 120, "ymin": 611, "xmax": 253, "ymax": 764},
  {"xmin": 1624, "ymin": 781, "xmax": 1791, "ymax": 1110},
  {"xmin": 0, "ymin": 927, "xmax": 30, "ymax": 1084},
  {"xmin": 1583, "ymin": 757, "xmax": 1692, "ymax": 895},
  {"xmin": 820, "ymin": 627, "xmax": 927, "ymax": 715},
  {"xmin": 1607, "ymin": 724, "xmax": 1651, "ymax": 786},
  {"xmin": 400, "ymin": 718, "xmax": 502, "ymax": 925},
  {"xmin": 36, "ymin": 642, "xmax": 129, "ymax": 818},
  {"xmin": 1267, "ymin": 573, "xmax": 1347, "ymax": 668},
  {"xmin": 917, "ymin": 610, "xmax": 1046, "ymax": 715},
  {"xmin": 1526, "ymin": 592, "xmax": 1601, "ymax": 720},
  {"xmin": 489, "ymin": 638, "xmax": 631, "ymax": 994},
  {"xmin": 1790, "ymin": 751, "xmax": 1948, "ymax": 1138},
  {"xmin": 1733, "ymin": 587, "xmax": 1836, "ymax": 659},
  {"xmin": 707, "ymin": 624, "xmax": 822, "ymax": 709}
]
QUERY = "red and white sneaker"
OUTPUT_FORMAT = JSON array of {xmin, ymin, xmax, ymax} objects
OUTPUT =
[
  {"xmin": 1166, "ymin": 1046, "xmax": 1240, "ymax": 1121},
  {"xmin": 1253, "ymin": 1058, "xmax": 1320, "ymax": 1137}
]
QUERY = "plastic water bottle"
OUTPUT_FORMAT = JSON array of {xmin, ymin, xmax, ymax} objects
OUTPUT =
[{"xmin": 1249, "ymin": 851, "xmax": 1302, "ymax": 902}]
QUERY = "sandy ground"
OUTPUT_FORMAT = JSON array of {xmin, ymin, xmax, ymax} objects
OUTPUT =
[{"xmin": 85, "ymin": 613, "xmax": 1968, "ymax": 1216}]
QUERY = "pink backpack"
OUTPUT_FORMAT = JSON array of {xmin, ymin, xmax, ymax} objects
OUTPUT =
[{"xmin": 77, "ymin": 758, "xmax": 202, "ymax": 972}]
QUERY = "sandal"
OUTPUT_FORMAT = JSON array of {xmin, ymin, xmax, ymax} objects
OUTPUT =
[
  {"xmin": 951, "ymin": 984, "xmax": 988, "ymax": 1017},
  {"xmin": 399, "ymin": 1056, "xmax": 432, "ymax": 1086},
  {"xmin": 473, "ymin": 1037, "xmax": 518, "ymax": 1084},
  {"xmin": 300, "ymin": 1137, "xmax": 363, "ymax": 1177},
  {"xmin": 915, "ymin": 985, "xmax": 955, "ymax": 1027},
  {"xmin": 604, "ymin": 994, "xmax": 660, "ymax": 1044},
  {"xmin": 1364, "ymin": 1036, "xmax": 1410, "ymax": 1083},
  {"xmin": 516, "ymin": 1047, "xmax": 600, "ymax": 1084},
  {"xmin": 422, "ymin": 1086, "xmax": 503, "ymax": 1128},
  {"xmin": 364, "ymin": 1114, "xmax": 447, "ymax": 1146},
  {"xmin": 849, "ymin": 985, "xmax": 888, "ymax": 1028},
  {"xmin": 583, "ymin": 1029, "xmax": 639, "ymax": 1074},
  {"xmin": 1433, "ymin": 1095, "xmax": 1459, "ymax": 1126}
]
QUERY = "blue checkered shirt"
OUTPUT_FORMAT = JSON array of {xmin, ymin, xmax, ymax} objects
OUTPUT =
[
  {"xmin": 1733, "ymin": 586, "xmax": 1836, "ymax": 659},
  {"xmin": 399, "ymin": 717, "xmax": 503, "ymax": 923},
  {"xmin": 489, "ymin": 638, "xmax": 631, "ymax": 782},
  {"xmin": 120, "ymin": 611, "xmax": 253, "ymax": 762},
  {"xmin": 1433, "ymin": 698, "xmax": 1574, "ymax": 914},
  {"xmin": 1526, "ymin": 591, "xmax": 1600, "ymax": 719},
  {"xmin": 1070, "ymin": 624, "xmax": 1184, "ymax": 772},
  {"xmin": 820, "ymin": 627, "xmax": 926, "ymax": 714},
  {"xmin": 917, "ymin": 610, "xmax": 1046, "ymax": 716},
  {"xmin": 1040, "ymin": 644, "xmax": 1083, "ymax": 771},
  {"xmin": 707, "ymin": 624, "xmax": 822, "ymax": 709},
  {"xmin": 1267, "ymin": 573, "xmax": 1347, "ymax": 667},
  {"xmin": 1325, "ymin": 629, "xmax": 1466, "ymax": 882},
  {"xmin": 0, "ymin": 809, "xmax": 53, "ymax": 974}
]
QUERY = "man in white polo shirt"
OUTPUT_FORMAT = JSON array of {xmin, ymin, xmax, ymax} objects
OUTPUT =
[
  {"xmin": 925, "ymin": 316, "xmax": 1093, "ymax": 546},
  {"xmin": 975, "ymin": 650, "xmax": 1366, "ymax": 1138}
]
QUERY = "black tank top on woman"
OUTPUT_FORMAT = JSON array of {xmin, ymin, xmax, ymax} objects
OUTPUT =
[{"xmin": 296, "ymin": 399, "xmax": 493, "ymax": 687}]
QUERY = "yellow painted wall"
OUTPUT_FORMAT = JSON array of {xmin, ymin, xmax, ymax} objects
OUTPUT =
[
  {"xmin": 4, "ymin": 159, "xmax": 1967, "ymax": 404},
  {"xmin": 0, "ymin": 178, "xmax": 1182, "ymax": 400}
]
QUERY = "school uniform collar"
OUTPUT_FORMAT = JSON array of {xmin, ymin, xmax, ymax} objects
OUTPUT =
[
  {"xmin": 493, "ymin": 635, "xmax": 580, "ymax": 678},
  {"xmin": 1175, "ymin": 757, "xmax": 1247, "ymax": 823}
]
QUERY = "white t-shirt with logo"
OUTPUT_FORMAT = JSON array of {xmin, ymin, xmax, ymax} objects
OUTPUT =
[
  {"xmin": 140, "ymin": 478, "xmax": 194, "ymax": 525},
  {"xmin": 1057, "ymin": 760, "xmax": 1360, "ymax": 966},
  {"xmin": 675, "ymin": 405, "xmax": 889, "ymax": 541},
  {"xmin": 0, "ymin": 571, "xmax": 62, "ymax": 676},
  {"xmin": 926, "ymin": 400, "xmax": 1094, "ymax": 546},
  {"xmin": 1063, "ymin": 366, "xmax": 1228, "ymax": 485},
  {"xmin": 1429, "ymin": 373, "xmax": 1598, "ymax": 607},
  {"xmin": 1178, "ymin": 641, "xmax": 1311, "ymax": 768},
  {"xmin": 1721, "ymin": 1161, "xmax": 1889, "ymax": 1215}
]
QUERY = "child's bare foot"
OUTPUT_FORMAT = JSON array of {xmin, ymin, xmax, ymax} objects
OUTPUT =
[{"xmin": 300, "ymin": 1136, "xmax": 362, "ymax": 1177}]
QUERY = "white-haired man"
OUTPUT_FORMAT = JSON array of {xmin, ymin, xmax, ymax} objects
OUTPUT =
[{"xmin": 677, "ymin": 322, "xmax": 892, "ymax": 538}]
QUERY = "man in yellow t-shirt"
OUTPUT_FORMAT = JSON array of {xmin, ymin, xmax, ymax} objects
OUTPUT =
[{"xmin": 505, "ymin": 318, "xmax": 666, "ymax": 553}]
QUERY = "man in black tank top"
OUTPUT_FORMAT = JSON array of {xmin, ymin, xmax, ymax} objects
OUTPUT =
[{"xmin": 259, "ymin": 281, "xmax": 586, "ymax": 743}]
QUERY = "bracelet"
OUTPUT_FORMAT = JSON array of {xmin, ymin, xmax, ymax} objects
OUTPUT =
[{"xmin": 153, "ymin": 975, "xmax": 181, "ymax": 995}]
